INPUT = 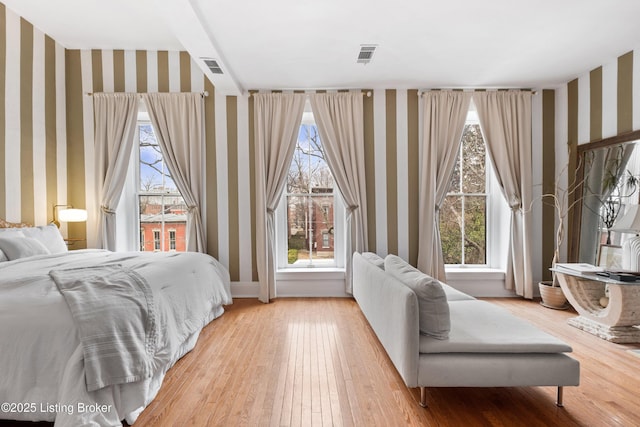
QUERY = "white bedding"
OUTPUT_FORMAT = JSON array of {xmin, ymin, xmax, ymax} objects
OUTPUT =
[{"xmin": 0, "ymin": 249, "xmax": 232, "ymax": 426}]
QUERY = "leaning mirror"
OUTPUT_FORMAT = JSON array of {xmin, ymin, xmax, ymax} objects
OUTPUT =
[{"xmin": 570, "ymin": 130, "xmax": 640, "ymax": 266}]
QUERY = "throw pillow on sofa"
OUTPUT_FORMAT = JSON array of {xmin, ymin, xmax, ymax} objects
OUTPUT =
[
  {"xmin": 384, "ymin": 254, "xmax": 450, "ymax": 340},
  {"xmin": 361, "ymin": 252, "xmax": 385, "ymax": 269}
]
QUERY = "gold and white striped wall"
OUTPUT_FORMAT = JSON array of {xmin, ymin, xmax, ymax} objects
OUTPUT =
[
  {"xmin": 0, "ymin": 4, "xmax": 67, "ymax": 228},
  {"xmin": 4, "ymin": 0, "xmax": 640, "ymax": 290},
  {"xmin": 541, "ymin": 50, "xmax": 639, "ymax": 278}
]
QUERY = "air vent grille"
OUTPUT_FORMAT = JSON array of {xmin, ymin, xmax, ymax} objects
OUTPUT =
[
  {"xmin": 357, "ymin": 45, "xmax": 377, "ymax": 64},
  {"xmin": 203, "ymin": 58, "xmax": 224, "ymax": 74}
]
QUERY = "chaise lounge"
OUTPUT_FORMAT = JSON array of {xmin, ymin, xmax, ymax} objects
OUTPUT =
[{"xmin": 352, "ymin": 252, "xmax": 580, "ymax": 408}]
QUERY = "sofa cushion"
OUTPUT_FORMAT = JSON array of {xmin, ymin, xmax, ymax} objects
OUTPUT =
[
  {"xmin": 361, "ymin": 252, "xmax": 385, "ymax": 269},
  {"xmin": 384, "ymin": 254, "xmax": 450, "ymax": 340},
  {"xmin": 440, "ymin": 282, "xmax": 476, "ymax": 301},
  {"xmin": 419, "ymin": 300, "xmax": 573, "ymax": 353}
]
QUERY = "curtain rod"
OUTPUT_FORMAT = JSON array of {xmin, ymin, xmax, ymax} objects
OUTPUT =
[
  {"xmin": 418, "ymin": 88, "xmax": 537, "ymax": 96},
  {"xmin": 249, "ymin": 91, "xmax": 372, "ymax": 97},
  {"xmin": 85, "ymin": 91, "xmax": 209, "ymax": 97}
]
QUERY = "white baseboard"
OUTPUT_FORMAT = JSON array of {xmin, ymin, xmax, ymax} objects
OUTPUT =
[
  {"xmin": 230, "ymin": 282, "xmax": 260, "ymax": 298},
  {"xmin": 231, "ymin": 271, "xmax": 517, "ymax": 299},
  {"xmin": 230, "ymin": 274, "xmax": 350, "ymax": 299},
  {"xmin": 276, "ymin": 279, "xmax": 350, "ymax": 297}
]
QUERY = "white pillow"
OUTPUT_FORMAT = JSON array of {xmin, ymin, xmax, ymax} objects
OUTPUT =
[
  {"xmin": 0, "ymin": 228, "xmax": 27, "ymax": 238},
  {"xmin": 384, "ymin": 254, "xmax": 450, "ymax": 340},
  {"xmin": 0, "ymin": 236, "xmax": 51, "ymax": 260},
  {"xmin": 0, "ymin": 230, "xmax": 26, "ymax": 261},
  {"xmin": 19, "ymin": 224, "xmax": 68, "ymax": 254},
  {"xmin": 361, "ymin": 252, "xmax": 385, "ymax": 269}
]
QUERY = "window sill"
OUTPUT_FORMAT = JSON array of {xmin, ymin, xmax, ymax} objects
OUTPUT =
[
  {"xmin": 445, "ymin": 266, "xmax": 505, "ymax": 281},
  {"xmin": 444, "ymin": 267, "xmax": 511, "ymax": 297},
  {"xmin": 276, "ymin": 268, "xmax": 345, "ymax": 281}
]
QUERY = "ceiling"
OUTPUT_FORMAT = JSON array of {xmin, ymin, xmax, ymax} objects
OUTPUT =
[{"xmin": 4, "ymin": 0, "xmax": 640, "ymax": 95}]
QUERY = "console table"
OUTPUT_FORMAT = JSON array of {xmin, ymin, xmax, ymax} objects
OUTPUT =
[{"xmin": 551, "ymin": 269, "xmax": 640, "ymax": 343}]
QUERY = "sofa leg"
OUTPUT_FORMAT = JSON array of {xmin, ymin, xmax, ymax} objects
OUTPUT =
[
  {"xmin": 556, "ymin": 386, "xmax": 564, "ymax": 407},
  {"xmin": 419, "ymin": 387, "xmax": 427, "ymax": 408}
]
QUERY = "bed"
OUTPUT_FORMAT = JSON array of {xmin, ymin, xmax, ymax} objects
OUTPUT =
[{"xmin": 0, "ymin": 221, "xmax": 232, "ymax": 426}]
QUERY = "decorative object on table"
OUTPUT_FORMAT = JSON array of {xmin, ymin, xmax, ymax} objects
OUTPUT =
[
  {"xmin": 610, "ymin": 204, "xmax": 640, "ymax": 270},
  {"xmin": 597, "ymin": 244, "xmax": 623, "ymax": 269}
]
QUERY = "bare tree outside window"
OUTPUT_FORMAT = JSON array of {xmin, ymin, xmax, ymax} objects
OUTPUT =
[
  {"xmin": 138, "ymin": 123, "xmax": 187, "ymax": 252},
  {"xmin": 439, "ymin": 123, "xmax": 487, "ymax": 265},
  {"xmin": 286, "ymin": 124, "xmax": 335, "ymax": 266}
]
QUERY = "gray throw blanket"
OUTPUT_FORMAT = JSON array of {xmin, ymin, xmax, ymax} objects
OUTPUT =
[{"xmin": 50, "ymin": 264, "xmax": 158, "ymax": 392}]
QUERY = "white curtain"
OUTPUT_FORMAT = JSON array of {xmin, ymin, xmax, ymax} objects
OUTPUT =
[
  {"xmin": 254, "ymin": 93, "xmax": 307, "ymax": 303},
  {"xmin": 93, "ymin": 93, "xmax": 139, "ymax": 251},
  {"xmin": 473, "ymin": 90, "xmax": 533, "ymax": 298},
  {"xmin": 417, "ymin": 91, "xmax": 472, "ymax": 281},
  {"xmin": 142, "ymin": 92, "xmax": 206, "ymax": 253},
  {"xmin": 309, "ymin": 92, "xmax": 368, "ymax": 293}
]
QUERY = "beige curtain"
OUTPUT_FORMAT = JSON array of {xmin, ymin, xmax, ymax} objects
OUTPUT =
[
  {"xmin": 254, "ymin": 93, "xmax": 307, "ymax": 303},
  {"xmin": 309, "ymin": 92, "xmax": 368, "ymax": 293},
  {"xmin": 473, "ymin": 90, "xmax": 533, "ymax": 298},
  {"xmin": 417, "ymin": 91, "xmax": 472, "ymax": 280},
  {"xmin": 93, "ymin": 93, "xmax": 139, "ymax": 251},
  {"xmin": 142, "ymin": 92, "xmax": 206, "ymax": 253}
]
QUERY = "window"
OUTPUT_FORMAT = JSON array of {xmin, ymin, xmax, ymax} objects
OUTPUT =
[
  {"xmin": 439, "ymin": 111, "xmax": 489, "ymax": 265},
  {"xmin": 322, "ymin": 231, "xmax": 330, "ymax": 248},
  {"xmin": 137, "ymin": 122, "xmax": 187, "ymax": 252},
  {"xmin": 277, "ymin": 108, "xmax": 344, "ymax": 269},
  {"xmin": 153, "ymin": 230, "xmax": 161, "ymax": 251},
  {"xmin": 169, "ymin": 230, "xmax": 176, "ymax": 251}
]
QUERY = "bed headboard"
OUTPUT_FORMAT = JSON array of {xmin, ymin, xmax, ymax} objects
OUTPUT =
[{"xmin": 0, "ymin": 218, "xmax": 32, "ymax": 228}]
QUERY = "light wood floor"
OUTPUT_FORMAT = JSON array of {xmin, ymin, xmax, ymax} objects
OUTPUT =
[{"xmin": 131, "ymin": 297, "xmax": 640, "ymax": 427}]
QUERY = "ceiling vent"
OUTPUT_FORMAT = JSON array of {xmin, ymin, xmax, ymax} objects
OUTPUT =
[
  {"xmin": 357, "ymin": 45, "xmax": 377, "ymax": 64},
  {"xmin": 202, "ymin": 58, "xmax": 224, "ymax": 74}
]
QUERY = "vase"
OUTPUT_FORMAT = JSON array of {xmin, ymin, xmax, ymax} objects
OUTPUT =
[{"xmin": 539, "ymin": 281, "xmax": 568, "ymax": 309}]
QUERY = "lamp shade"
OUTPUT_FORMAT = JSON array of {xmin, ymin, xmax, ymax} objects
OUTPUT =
[
  {"xmin": 611, "ymin": 204, "xmax": 640, "ymax": 233},
  {"xmin": 58, "ymin": 208, "xmax": 87, "ymax": 223}
]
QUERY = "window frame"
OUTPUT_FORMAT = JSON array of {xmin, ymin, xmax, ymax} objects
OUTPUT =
[
  {"xmin": 136, "ymin": 119, "xmax": 187, "ymax": 253},
  {"xmin": 275, "ymin": 112, "xmax": 345, "ymax": 271},
  {"xmin": 442, "ymin": 108, "xmax": 507, "ymax": 269}
]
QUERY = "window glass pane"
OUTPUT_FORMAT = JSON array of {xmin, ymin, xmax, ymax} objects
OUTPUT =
[
  {"xmin": 311, "ymin": 194, "xmax": 334, "ymax": 260},
  {"xmin": 287, "ymin": 195, "xmax": 306, "ymax": 265},
  {"xmin": 464, "ymin": 196, "xmax": 486, "ymax": 264},
  {"xmin": 440, "ymin": 120, "xmax": 488, "ymax": 266},
  {"xmin": 286, "ymin": 122, "xmax": 335, "ymax": 267},
  {"xmin": 448, "ymin": 147, "xmax": 461, "ymax": 193},
  {"xmin": 461, "ymin": 124, "xmax": 485, "ymax": 193},
  {"xmin": 139, "ymin": 124, "xmax": 164, "ymax": 192},
  {"xmin": 138, "ymin": 122, "xmax": 187, "ymax": 254},
  {"xmin": 440, "ymin": 196, "xmax": 462, "ymax": 264}
]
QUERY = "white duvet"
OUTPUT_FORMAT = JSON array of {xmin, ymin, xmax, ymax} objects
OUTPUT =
[{"xmin": 0, "ymin": 249, "xmax": 232, "ymax": 426}]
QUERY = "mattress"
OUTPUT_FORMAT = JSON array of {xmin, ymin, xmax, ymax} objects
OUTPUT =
[{"xmin": 0, "ymin": 249, "xmax": 232, "ymax": 426}]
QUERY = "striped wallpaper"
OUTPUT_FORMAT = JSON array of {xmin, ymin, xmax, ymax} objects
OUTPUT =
[
  {"xmin": 0, "ymin": 4, "xmax": 67, "ymax": 228},
  {"xmin": 0, "ymin": 0, "xmax": 554, "ymax": 289},
  {"xmin": 4, "ymin": 1, "xmax": 640, "ymax": 291},
  {"xmin": 552, "ymin": 49, "xmax": 640, "ymax": 267}
]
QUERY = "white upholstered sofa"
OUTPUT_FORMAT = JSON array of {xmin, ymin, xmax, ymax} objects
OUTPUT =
[{"xmin": 352, "ymin": 252, "xmax": 580, "ymax": 407}]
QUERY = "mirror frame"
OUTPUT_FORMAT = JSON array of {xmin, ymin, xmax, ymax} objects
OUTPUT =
[{"xmin": 568, "ymin": 129, "xmax": 640, "ymax": 261}]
